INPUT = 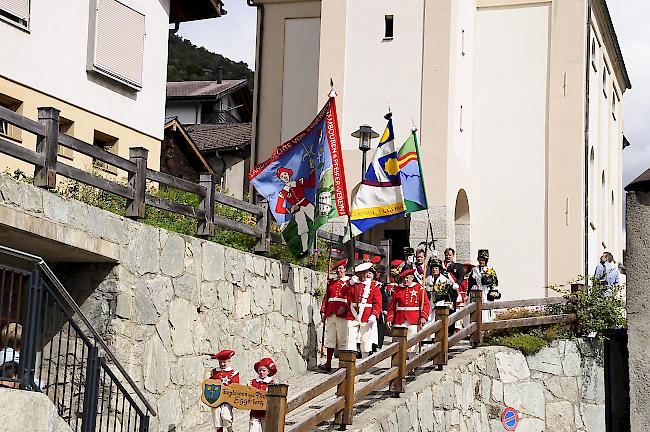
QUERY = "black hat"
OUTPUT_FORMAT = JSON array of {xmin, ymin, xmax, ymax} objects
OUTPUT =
[
  {"xmin": 478, "ymin": 249, "xmax": 489, "ymax": 260},
  {"xmin": 403, "ymin": 246, "xmax": 414, "ymax": 256},
  {"xmin": 430, "ymin": 258, "xmax": 443, "ymax": 269}
]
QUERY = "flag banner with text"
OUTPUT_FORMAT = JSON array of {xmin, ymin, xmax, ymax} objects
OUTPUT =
[{"xmin": 249, "ymin": 97, "xmax": 349, "ymax": 257}]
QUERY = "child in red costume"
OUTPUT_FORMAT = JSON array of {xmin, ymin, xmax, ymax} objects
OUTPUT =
[
  {"xmin": 249, "ymin": 357, "xmax": 277, "ymax": 432},
  {"xmin": 209, "ymin": 350, "xmax": 239, "ymax": 432}
]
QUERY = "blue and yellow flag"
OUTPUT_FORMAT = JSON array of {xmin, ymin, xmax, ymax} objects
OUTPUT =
[{"xmin": 347, "ymin": 114, "xmax": 405, "ymax": 238}]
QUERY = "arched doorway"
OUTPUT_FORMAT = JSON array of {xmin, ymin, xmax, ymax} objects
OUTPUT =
[{"xmin": 454, "ymin": 189, "xmax": 471, "ymax": 262}]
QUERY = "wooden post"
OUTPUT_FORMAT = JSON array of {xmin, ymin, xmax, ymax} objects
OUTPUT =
[
  {"xmin": 125, "ymin": 147, "xmax": 148, "ymax": 218},
  {"xmin": 335, "ymin": 350, "xmax": 357, "ymax": 428},
  {"xmin": 254, "ymin": 200, "xmax": 270, "ymax": 254},
  {"xmin": 34, "ymin": 107, "xmax": 59, "ymax": 189},
  {"xmin": 389, "ymin": 326, "xmax": 408, "ymax": 397},
  {"xmin": 264, "ymin": 383, "xmax": 288, "ymax": 432},
  {"xmin": 433, "ymin": 305, "xmax": 449, "ymax": 370},
  {"xmin": 469, "ymin": 288, "xmax": 483, "ymax": 348},
  {"xmin": 380, "ymin": 238, "xmax": 392, "ymax": 285},
  {"xmin": 198, "ymin": 173, "xmax": 216, "ymax": 237}
]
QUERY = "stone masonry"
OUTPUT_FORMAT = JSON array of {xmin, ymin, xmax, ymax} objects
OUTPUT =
[
  {"xmin": 0, "ymin": 174, "xmax": 326, "ymax": 432},
  {"xmin": 349, "ymin": 340, "xmax": 604, "ymax": 432}
]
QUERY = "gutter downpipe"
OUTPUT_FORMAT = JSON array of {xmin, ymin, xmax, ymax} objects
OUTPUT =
[
  {"xmin": 248, "ymin": 0, "xmax": 264, "ymax": 203},
  {"xmin": 584, "ymin": 0, "xmax": 592, "ymax": 287}
]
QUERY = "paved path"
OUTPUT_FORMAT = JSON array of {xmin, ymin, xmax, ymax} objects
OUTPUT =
[{"xmin": 229, "ymin": 339, "xmax": 471, "ymax": 431}]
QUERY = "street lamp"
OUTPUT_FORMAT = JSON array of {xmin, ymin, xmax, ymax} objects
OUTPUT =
[{"xmin": 352, "ymin": 125, "xmax": 380, "ymax": 177}]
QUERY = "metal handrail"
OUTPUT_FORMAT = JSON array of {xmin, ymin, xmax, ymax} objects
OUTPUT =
[{"xmin": 0, "ymin": 245, "xmax": 157, "ymax": 416}]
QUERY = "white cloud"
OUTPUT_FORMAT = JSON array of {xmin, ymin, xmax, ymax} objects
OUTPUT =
[
  {"xmin": 177, "ymin": 2, "xmax": 257, "ymax": 69},
  {"xmin": 607, "ymin": 1, "xmax": 650, "ymax": 185}
]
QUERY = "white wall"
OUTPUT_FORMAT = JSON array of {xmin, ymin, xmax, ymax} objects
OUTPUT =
[
  {"xmin": 341, "ymin": 0, "xmax": 424, "ymax": 151},
  {"xmin": 0, "ymin": 0, "xmax": 170, "ymax": 139},
  {"xmin": 165, "ymin": 101, "xmax": 199, "ymax": 125},
  {"xmin": 281, "ymin": 17, "xmax": 321, "ymax": 142},
  {"xmin": 472, "ymin": 4, "xmax": 550, "ymax": 299}
]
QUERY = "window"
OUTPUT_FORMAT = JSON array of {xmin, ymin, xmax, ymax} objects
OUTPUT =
[
  {"xmin": 602, "ymin": 59, "xmax": 609, "ymax": 98},
  {"xmin": 461, "ymin": 29, "xmax": 466, "ymax": 56},
  {"xmin": 612, "ymin": 88, "xmax": 619, "ymax": 121},
  {"xmin": 591, "ymin": 39, "xmax": 597, "ymax": 72},
  {"xmin": 0, "ymin": 0, "xmax": 29, "ymax": 29},
  {"xmin": 57, "ymin": 117, "xmax": 74, "ymax": 160},
  {"xmin": 459, "ymin": 105, "xmax": 464, "ymax": 132},
  {"xmin": 0, "ymin": 93, "xmax": 23, "ymax": 141},
  {"xmin": 92, "ymin": 130, "xmax": 118, "ymax": 175},
  {"xmin": 384, "ymin": 15, "xmax": 394, "ymax": 39},
  {"xmin": 89, "ymin": 0, "xmax": 145, "ymax": 90}
]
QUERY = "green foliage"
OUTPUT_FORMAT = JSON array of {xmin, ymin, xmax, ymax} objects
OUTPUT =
[
  {"xmin": 167, "ymin": 34, "xmax": 253, "ymax": 88},
  {"xmin": 547, "ymin": 277, "xmax": 627, "ymax": 338},
  {"xmin": 483, "ymin": 276, "xmax": 626, "ymax": 355}
]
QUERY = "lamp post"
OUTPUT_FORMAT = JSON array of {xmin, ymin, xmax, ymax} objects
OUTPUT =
[{"xmin": 352, "ymin": 125, "xmax": 380, "ymax": 178}]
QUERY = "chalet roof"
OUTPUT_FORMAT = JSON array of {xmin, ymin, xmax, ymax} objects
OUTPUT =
[
  {"xmin": 169, "ymin": 0, "xmax": 226, "ymax": 23},
  {"xmin": 625, "ymin": 168, "xmax": 650, "ymax": 193},
  {"xmin": 166, "ymin": 80, "xmax": 247, "ymax": 99},
  {"xmin": 185, "ymin": 123, "xmax": 252, "ymax": 153},
  {"xmin": 163, "ymin": 118, "xmax": 215, "ymax": 174}
]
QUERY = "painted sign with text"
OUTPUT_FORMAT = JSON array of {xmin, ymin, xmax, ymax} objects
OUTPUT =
[{"xmin": 200, "ymin": 379, "xmax": 267, "ymax": 410}]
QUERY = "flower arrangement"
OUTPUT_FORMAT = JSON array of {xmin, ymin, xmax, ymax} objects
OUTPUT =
[
  {"xmin": 481, "ymin": 268, "xmax": 499, "ymax": 287},
  {"xmin": 432, "ymin": 282, "xmax": 447, "ymax": 295}
]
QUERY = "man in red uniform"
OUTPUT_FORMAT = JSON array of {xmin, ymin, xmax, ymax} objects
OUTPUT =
[
  {"xmin": 249, "ymin": 357, "xmax": 277, "ymax": 432},
  {"xmin": 275, "ymin": 160, "xmax": 316, "ymax": 251},
  {"xmin": 319, "ymin": 258, "xmax": 349, "ymax": 371},
  {"xmin": 209, "ymin": 350, "xmax": 239, "ymax": 432},
  {"xmin": 386, "ymin": 268, "xmax": 430, "ymax": 345},
  {"xmin": 344, "ymin": 262, "xmax": 382, "ymax": 358}
]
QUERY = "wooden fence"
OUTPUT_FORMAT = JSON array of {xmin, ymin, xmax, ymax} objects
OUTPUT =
[
  {"xmin": 0, "ymin": 105, "xmax": 387, "ymax": 259},
  {"xmin": 264, "ymin": 290, "xmax": 576, "ymax": 431}
]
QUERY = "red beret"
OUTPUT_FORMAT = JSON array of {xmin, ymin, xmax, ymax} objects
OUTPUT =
[
  {"xmin": 390, "ymin": 259, "xmax": 404, "ymax": 268},
  {"xmin": 371, "ymin": 256, "xmax": 382, "ymax": 264},
  {"xmin": 276, "ymin": 167, "xmax": 293, "ymax": 178},
  {"xmin": 254, "ymin": 357, "xmax": 277, "ymax": 376},
  {"xmin": 333, "ymin": 258, "xmax": 348, "ymax": 268},
  {"xmin": 398, "ymin": 268, "xmax": 416, "ymax": 279},
  {"xmin": 210, "ymin": 349, "xmax": 235, "ymax": 360}
]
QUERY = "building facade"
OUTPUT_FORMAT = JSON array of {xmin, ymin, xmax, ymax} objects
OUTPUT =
[
  {"xmin": 250, "ymin": 0, "xmax": 630, "ymax": 299},
  {"xmin": 0, "ymin": 0, "xmax": 223, "ymax": 178}
]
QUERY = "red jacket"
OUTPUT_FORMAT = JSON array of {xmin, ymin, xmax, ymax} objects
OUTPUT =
[
  {"xmin": 275, "ymin": 170, "xmax": 315, "ymax": 214},
  {"xmin": 387, "ymin": 283, "xmax": 430, "ymax": 326},
  {"xmin": 344, "ymin": 280, "xmax": 382, "ymax": 322},
  {"xmin": 321, "ymin": 277, "xmax": 350, "ymax": 317},
  {"xmin": 250, "ymin": 377, "xmax": 274, "ymax": 419},
  {"xmin": 210, "ymin": 367, "xmax": 240, "ymax": 385}
]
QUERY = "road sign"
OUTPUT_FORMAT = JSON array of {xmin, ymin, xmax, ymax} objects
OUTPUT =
[{"xmin": 501, "ymin": 407, "xmax": 519, "ymax": 431}]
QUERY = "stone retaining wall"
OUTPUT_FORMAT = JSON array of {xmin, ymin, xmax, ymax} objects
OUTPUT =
[
  {"xmin": 350, "ymin": 340, "xmax": 604, "ymax": 432},
  {"xmin": 0, "ymin": 174, "xmax": 326, "ymax": 432}
]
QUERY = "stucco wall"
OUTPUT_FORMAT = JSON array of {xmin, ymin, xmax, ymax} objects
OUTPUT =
[
  {"xmin": 625, "ymin": 191, "xmax": 650, "ymax": 432},
  {"xmin": 349, "ymin": 340, "xmax": 605, "ymax": 432},
  {"xmin": 0, "ymin": 0, "xmax": 169, "ymax": 140},
  {"xmin": 0, "ymin": 174, "xmax": 326, "ymax": 432}
]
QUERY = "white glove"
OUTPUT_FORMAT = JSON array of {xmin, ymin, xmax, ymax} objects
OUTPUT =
[
  {"xmin": 425, "ymin": 276, "xmax": 434, "ymax": 287},
  {"xmin": 350, "ymin": 275, "xmax": 360, "ymax": 284},
  {"xmin": 452, "ymin": 283, "xmax": 459, "ymax": 290},
  {"xmin": 368, "ymin": 315, "xmax": 377, "ymax": 324}
]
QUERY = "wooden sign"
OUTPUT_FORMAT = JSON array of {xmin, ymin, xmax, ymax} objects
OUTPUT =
[{"xmin": 200, "ymin": 379, "xmax": 267, "ymax": 410}]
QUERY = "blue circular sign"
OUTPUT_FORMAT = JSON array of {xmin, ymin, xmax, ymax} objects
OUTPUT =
[{"xmin": 501, "ymin": 407, "xmax": 519, "ymax": 431}]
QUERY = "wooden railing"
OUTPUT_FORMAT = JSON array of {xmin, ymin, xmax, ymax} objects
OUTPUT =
[
  {"xmin": 265, "ymin": 290, "xmax": 577, "ymax": 431},
  {"xmin": 0, "ymin": 105, "xmax": 387, "ymax": 259}
]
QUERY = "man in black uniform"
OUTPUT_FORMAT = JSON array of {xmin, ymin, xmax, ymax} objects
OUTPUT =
[{"xmin": 442, "ymin": 248, "xmax": 465, "ymax": 291}]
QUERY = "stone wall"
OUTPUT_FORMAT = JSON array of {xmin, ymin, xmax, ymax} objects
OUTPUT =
[
  {"xmin": 626, "ymin": 190, "xmax": 650, "ymax": 432},
  {"xmin": 0, "ymin": 174, "xmax": 326, "ymax": 432},
  {"xmin": 0, "ymin": 388, "xmax": 73, "ymax": 432},
  {"xmin": 350, "ymin": 340, "xmax": 605, "ymax": 432}
]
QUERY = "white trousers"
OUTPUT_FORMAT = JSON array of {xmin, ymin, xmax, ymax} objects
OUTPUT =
[
  {"xmin": 345, "ymin": 320, "xmax": 375, "ymax": 353},
  {"xmin": 212, "ymin": 404, "xmax": 233, "ymax": 429},
  {"xmin": 325, "ymin": 315, "xmax": 348, "ymax": 349},
  {"xmin": 393, "ymin": 323, "xmax": 418, "ymax": 353},
  {"xmin": 249, "ymin": 417, "xmax": 263, "ymax": 432},
  {"xmin": 295, "ymin": 203, "xmax": 315, "ymax": 250}
]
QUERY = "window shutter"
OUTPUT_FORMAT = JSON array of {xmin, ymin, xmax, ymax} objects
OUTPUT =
[
  {"xmin": 94, "ymin": 0, "xmax": 145, "ymax": 89},
  {"xmin": 0, "ymin": 0, "xmax": 29, "ymax": 21}
]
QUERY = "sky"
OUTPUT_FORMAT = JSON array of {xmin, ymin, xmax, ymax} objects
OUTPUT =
[{"xmin": 178, "ymin": 1, "xmax": 650, "ymax": 185}]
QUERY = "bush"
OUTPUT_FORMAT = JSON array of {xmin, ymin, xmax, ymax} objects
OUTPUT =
[{"xmin": 491, "ymin": 333, "xmax": 548, "ymax": 356}]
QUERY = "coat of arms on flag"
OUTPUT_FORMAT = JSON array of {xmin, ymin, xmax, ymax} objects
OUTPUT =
[{"xmin": 249, "ymin": 96, "xmax": 349, "ymax": 257}]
